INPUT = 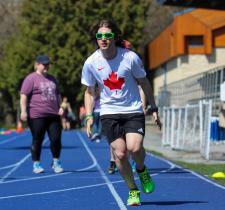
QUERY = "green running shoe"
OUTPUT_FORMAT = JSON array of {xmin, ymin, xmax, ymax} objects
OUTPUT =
[
  {"xmin": 138, "ymin": 167, "xmax": 154, "ymax": 193},
  {"xmin": 127, "ymin": 190, "xmax": 141, "ymax": 206}
]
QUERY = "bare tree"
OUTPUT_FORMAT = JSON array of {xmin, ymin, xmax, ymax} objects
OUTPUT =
[
  {"xmin": 143, "ymin": 1, "xmax": 183, "ymax": 46},
  {"xmin": 141, "ymin": 1, "xmax": 184, "ymax": 68}
]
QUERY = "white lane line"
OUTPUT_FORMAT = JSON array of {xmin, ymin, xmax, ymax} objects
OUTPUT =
[
  {"xmin": 186, "ymin": 169, "xmax": 225, "ymax": 190},
  {"xmin": 76, "ymin": 161, "xmax": 97, "ymax": 172},
  {"xmin": 0, "ymin": 131, "xmax": 97, "ymax": 184},
  {"xmin": 0, "ymin": 172, "xmax": 71, "ymax": 184},
  {"xmin": 77, "ymin": 132, "xmax": 127, "ymax": 210},
  {"xmin": 0, "ymin": 153, "xmax": 31, "ymax": 183},
  {"xmin": 0, "ymin": 133, "xmax": 29, "ymax": 145},
  {"xmin": 0, "ymin": 171, "xmax": 199, "ymax": 200},
  {"xmin": 0, "ymin": 163, "xmax": 19, "ymax": 170},
  {"xmin": 0, "ymin": 162, "xmax": 97, "ymax": 185},
  {"xmin": 0, "ymin": 138, "xmax": 48, "ymax": 183},
  {"xmin": 149, "ymin": 153, "xmax": 225, "ymax": 190},
  {"xmin": 0, "ymin": 132, "xmax": 29, "ymax": 172},
  {"xmin": 151, "ymin": 163, "xmax": 175, "ymax": 176},
  {"xmin": 0, "ymin": 179, "xmax": 126, "ymax": 200}
]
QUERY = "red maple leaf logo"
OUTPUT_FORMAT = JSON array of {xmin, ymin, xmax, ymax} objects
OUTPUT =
[{"xmin": 103, "ymin": 72, "xmax": 125, "ymax": 90}]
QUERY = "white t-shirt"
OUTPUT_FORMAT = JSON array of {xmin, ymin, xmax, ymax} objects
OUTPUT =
[{"xmin": 81, "ymin": 47, "xmax": 146, "ymax": 115}]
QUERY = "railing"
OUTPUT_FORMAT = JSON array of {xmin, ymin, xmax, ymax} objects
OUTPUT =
[
  {"xmin": 158, "ymin": 65, "xmax": 225, "ymax": 116},
  {"xmin": 162, "ymin": 100, "xmax": 212, "ymax": 160}
]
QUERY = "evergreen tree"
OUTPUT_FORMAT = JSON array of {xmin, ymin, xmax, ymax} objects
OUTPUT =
[{"xmin": 0, "ymin": 0, "xmax": 152, "ymax": 122}]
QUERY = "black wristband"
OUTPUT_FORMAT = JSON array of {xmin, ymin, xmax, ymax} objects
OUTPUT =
[{"xmin": 149, "ymin": 107, "xmax": 158, "ymax": 113}]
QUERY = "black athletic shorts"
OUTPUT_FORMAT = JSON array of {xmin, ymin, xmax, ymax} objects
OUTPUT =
[{"xmin": 100, "ymin": 113, "xmax": 145, "ymax": 144}]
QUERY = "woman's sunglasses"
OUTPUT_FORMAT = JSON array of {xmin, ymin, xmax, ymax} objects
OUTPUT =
[{"xmin": 96, "ymin": 32, "xmax": 115, "ymax": 40}]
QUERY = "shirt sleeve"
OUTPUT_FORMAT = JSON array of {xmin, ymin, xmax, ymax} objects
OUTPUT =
[
  {"xmin": 81, "ymin": 60, "xmax": 96, "ymax": 87},
  {"xmin": 20, "ymin": 75, "xmax": 34, "ymax": 96},
  {"xmin": 130, "ymin": 52, "xmax": 146, "ymax": 78}
]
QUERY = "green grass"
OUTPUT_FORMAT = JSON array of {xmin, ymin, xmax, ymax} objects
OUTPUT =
[
  {"xmin": 149, "ymin": 150, "xmax": 225, "ymax": 186},
  {"xmin": 176, "ymin": 162, "xmax": 225, "ymax": 186}
]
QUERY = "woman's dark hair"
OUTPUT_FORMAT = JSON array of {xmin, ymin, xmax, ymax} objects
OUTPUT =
[{"xmin": 90, "ymin": 19, "xmax": 125, "ymax": 47}]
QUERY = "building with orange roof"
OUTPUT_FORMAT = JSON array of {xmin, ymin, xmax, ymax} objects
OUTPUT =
[{"xmin": 147, "ymin": 8, "xmax": 225, "ymax": 105}]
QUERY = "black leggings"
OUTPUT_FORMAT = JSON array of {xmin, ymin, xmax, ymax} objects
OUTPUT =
[{"xmin": 28, "ymin": 116, "xmax": 62, "ymax": 161}]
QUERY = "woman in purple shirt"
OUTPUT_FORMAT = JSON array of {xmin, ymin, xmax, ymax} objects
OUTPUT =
[{"xmin": 20, "ymin": 55, "xmax": 64, "ymax": 174}]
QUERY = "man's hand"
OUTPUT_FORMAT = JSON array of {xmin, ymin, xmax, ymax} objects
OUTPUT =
[
  {"xmin": 152, "ymin": 112, "xmax": 162, "ymax": 130},
  {"xmin": 86, "ymin": 117, "xmax": 93, "ymax": 138}
]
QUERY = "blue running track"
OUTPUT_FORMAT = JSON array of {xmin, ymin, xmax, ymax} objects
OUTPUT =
[{"xmin": 0, "ymin": 130, "xmax": 224, "ymax": 210}]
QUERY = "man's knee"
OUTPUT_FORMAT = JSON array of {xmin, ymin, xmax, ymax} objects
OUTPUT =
[
  {"xmin": 129, "ymin": 145, "xmax": 144, "ymax": 155},
  {"xmin": 114, "ymin": 150, "xmax": 127, "ymax": 161}
]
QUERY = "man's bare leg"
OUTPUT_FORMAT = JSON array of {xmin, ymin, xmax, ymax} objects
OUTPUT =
[
  {"xmin": 126, "ymin": 133, "xmax": 145, "ymax": 170},
  {"xmin": 111, "ymin": 138, "xmax": 137, "ymax": 189}
]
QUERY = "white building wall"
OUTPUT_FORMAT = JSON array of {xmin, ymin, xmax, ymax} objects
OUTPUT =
[{"xmin": 153, "ymin": 48, "xmax": 225, "ymax": 97}]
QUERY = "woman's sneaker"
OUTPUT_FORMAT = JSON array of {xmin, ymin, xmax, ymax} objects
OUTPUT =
[
  {"xmin": 33, "ymin": 161, "xmax": 44, "ymax": 174},
  {"xmin": 137, "ymin": 167, "xmax": 154, "ymax": 193},
  {"xmin": 127, "ymin": 190, "xmax": 141, "ymax": 206},
  {"xmin": 52, "ymin": 160, "xmax": 64, "ymax": 173}
]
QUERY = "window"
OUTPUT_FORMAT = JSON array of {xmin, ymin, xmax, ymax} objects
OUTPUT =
[{"xmin": 186, "ymin": 35, "xmax": 204, "ymax": 48}]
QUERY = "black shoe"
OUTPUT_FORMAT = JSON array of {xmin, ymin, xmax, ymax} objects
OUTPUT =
[
  {"xmin": 91, "ymin": 133, "xmax": 100, "ymax": 141},
  {"xmin": 108, "ymin": 161, "xmax": 117, "ymax": 174}
]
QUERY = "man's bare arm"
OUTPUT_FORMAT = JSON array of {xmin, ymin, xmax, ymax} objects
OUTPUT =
[
  {"xmin": 137, "ymin": 78, "xmax": 161, "ymax": 130},
  {"xmin": 84, "ymin": 86, "xmax": 96, "ymax": 137}
]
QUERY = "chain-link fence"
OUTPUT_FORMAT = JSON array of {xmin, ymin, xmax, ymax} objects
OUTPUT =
[{"xmin": 158, "ymin": 65, "xmax": 225, "ymax": 116}]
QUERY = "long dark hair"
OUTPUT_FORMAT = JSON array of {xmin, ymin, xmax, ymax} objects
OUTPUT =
[{"xmin": 90, "ymin": 19, "xmax": 124, "ymax": 47}]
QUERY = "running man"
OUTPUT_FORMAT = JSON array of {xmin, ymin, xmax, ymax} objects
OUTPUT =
[{"xmin": 81, "ymin": 19, "xmax": 161, "ymax": 206}]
